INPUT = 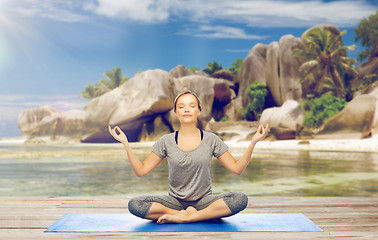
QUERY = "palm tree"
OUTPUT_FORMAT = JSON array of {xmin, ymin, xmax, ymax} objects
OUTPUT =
[
  {"xmin": 228, "ymin": 58, "xmax": 243, "ymax": 75},
  {"xmin": 81, "ymin": 83, "xmax": 104, "ymax": 99},
  {"xmin": 293, "ymin": 26, "xmax": 357, "ymax": 99},
  {"xmin": 203, "ymin": 61, "xmax": 223, "ymax": 75},
  {"xmin": 81, "ymin": 67, "xmax": 129, "ymax": 99},
  {"xmin": 99, "ymin": 67, "xmax": 129, "ymax": 92}
]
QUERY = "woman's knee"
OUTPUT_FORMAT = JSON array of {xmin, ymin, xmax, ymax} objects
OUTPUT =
[
  {"xmin": 223, "ymin": 191, "xmax": 248, "ymax": 214},
  {"xmin": 128, "ymin": 197, "xmax": 153, "ymax": 219}
]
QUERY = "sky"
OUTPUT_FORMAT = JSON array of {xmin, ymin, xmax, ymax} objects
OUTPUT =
[{"xmin": 0, "ymin": 0, "xmax": 377, "ymax": 137}]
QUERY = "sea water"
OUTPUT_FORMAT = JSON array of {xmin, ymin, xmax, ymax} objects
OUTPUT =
[{"xmin": 0, "ymin": 142, "xmax": 377, "ymax": 197}]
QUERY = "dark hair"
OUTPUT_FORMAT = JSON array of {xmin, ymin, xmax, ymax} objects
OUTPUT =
[{"xmin": 174, "ymin": 91, "xmax": 202, "ymax": 113}]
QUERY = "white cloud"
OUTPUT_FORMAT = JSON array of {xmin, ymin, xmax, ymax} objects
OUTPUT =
[
  {"xmin": 3, "ymin": 0, "xmax": 376, "ymax": 41},
  {"xmin": 86, "ymin": 0, "xmax": 375, "ymax": 27},
  {"xmin": 8, "ymin": 0, "xmax": 374, "ymax": 27},
  {"xmin": 86, "ymin": 0, "xmax": 172, "ymax": 23},
  {"xmin": 189, "ymin": 25, "xmax": 266, "ymax": 40},
  {"xmin": 8, "ymin": 0, "xmax": 89, "ymax": 23},
  {"xmin": 219, "ymin": 0, "xmax": 375, "ymax": 27}
]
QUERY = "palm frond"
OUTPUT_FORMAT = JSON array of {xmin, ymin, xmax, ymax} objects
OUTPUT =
[
  {"xmin": 323, "ymin": 77, "xmax": 337, "ymax": 93},
  {"xmin": 299, "ymin": 60, "xmax": 319, "ymax": 72},
  {"xmin": 293, "ymin": 48, "xmax": 317, "ymax": 60},
  {"xmin": 100, "ymin": 78, "xmax": 113, "ymax": 91},
  {"xmin": 339, "ymin": 56, "xmax": 357, "ymax": 65}
]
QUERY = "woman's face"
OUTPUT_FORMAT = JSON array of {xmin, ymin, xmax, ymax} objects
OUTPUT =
[{"xmin": 175, "ymin": 94, "xmax": 200, "ymax": 123}]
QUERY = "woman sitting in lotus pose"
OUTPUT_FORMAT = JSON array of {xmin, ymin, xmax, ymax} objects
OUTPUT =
[{"xmin": 109, "ymin": 91, "xmax": 268, "ymax": 224}]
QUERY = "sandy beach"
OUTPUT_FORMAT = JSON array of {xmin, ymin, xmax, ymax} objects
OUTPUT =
[
  {"xmin": 229, "ymin": 136, "xmax": 378, "ymax": 153},
  {"xmin": 1, "ymin": 135, "xmax": 378, "ymax": 153}
]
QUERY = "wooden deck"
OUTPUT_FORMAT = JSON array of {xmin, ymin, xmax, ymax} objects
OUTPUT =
[{"xmin": 0, "ymin": 197, "xmax": 377, "ymax": 239}]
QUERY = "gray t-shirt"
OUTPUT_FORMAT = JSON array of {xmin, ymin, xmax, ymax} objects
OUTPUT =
[{"xmin": 151, "ymin": 131, "xmax": 229, "ymax": 201}]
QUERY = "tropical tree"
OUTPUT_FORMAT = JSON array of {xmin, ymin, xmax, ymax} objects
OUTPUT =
[
  {"xmin": 244, "ymin": 82, "xmax": 267, "ymax": 121},
  {"xmin": 99, "ymin": 67, "xmax": 129, "ymax": 92},
  {"xmin": 354, "ymin": 10, "xmax": 378, "ymax": 62},
  {"xmin": 81, "ymin": 67, "xmax": 129, "ymax": 99},
  {"xmin": 293, "ymin": 26, "xmax": 357, "ymax": 99},
  {"xmin": 81, "ymin": 82, "xmax": 104, "ymax": 99},
  {"xmin": 228, "ymin": 58, "xmax": 243, "ymax": 75},
  {"xmin": 189, "ymin": 66, "xmax": 201, "ymax": 73},
  {"xmin": 203, "ymin": 61, "xmax": 223, "ymax": 75}
]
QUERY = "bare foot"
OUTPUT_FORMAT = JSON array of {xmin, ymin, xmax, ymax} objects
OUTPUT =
[
  {"xmin": 157, "ymin": 213, "xmax": 184, "ymax": 224},
  {"xmin": 157, "ymin": 207, "xmax": 198, "ymax": 224},
  {"xmin": 157, "ymin": 208, "xmax": 196, "ymax": 224},
  {"xmin": 186, "ymin": 206, "xmax": 197, "ymax": 214}
]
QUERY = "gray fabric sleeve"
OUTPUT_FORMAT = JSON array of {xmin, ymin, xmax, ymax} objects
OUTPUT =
[
  {"xmin": 212, "ymin": 134, "xmax": 229, "ymax": 158},
  {"xmin": 151, "ymin": 136, "xmax": 167, "ymax": 159}
]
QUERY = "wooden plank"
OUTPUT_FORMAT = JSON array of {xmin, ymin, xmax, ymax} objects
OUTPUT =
[
  {"xmin": 0, "ymin": 230, "xmax": 332, "ymax": 240},
  {"xmin": 0, "ymin": 197, "xmax": 376, "ymax": 239}
]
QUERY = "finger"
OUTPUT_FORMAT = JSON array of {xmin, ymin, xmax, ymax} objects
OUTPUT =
[
  {"xmin": 257, "ymin": 124, "xmax": 262, "ymax": 133},
  {"xmin": 115, "ymin": 126, "xmax": 121, "ymax": 135},
  {"xmin": 108, "ymin": 126, "xmax": 114, "ymax": 136}
]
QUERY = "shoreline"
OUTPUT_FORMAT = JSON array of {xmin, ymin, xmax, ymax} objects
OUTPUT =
[
  {"xmin": 1, "ymin": 135, "xmax": 378, "ymax": 153},
  {"xmin": 228, "ymin": 137, "xmax": 378, "ymax": 153}
]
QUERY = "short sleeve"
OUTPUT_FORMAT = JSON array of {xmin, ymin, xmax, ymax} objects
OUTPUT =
[
  {"xmin": 212, "ymin": 134, "xmax": 229, "ymax": 158},
  {"xmin": 151, "ymin": 136, "xmax": 167, "ymax": 159}
]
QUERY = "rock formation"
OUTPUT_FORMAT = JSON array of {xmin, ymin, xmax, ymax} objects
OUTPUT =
[
  {"xmin": 83, "ymin": 69, "xmax": 175, "ymax": 143},
  {"xmin": 18, "ymin": 106, "xmax": 60, "ymax": 136},
  {"xmin": 260, "ymin": 100, "xmax": 304, "ymax": 139},
  {"xmin": 363, "ymin": 82, "xmax": 378, "ymax": 136},
  {"xmin": 169, "ymin": 65, "xmax": 192, "ymax": 78},
  {"xmin": 17, "ymin": 25, "xmax": 378, "ymax": 142},
  {"xmin": 238, "ymin": 24, "xmax": 351, "ymax": 108},
  {"xmin": 237, "ymin": 35, "xmax": 305, "ymax": 108},
  {"xmin": 236, "ymin": 43, "xmax": 267, "ymax": 107},
  {"xmin": 17, "ymin": 106, "xmax": 89, "ymax": 141},
  {"xmin": 82, "ymin": 70, "xmax": 229, "ymax": 142},
  {"xmin": 352, "ymin": 45, "xmax": 378, "ymax": 90},
  {"xmin": 317, "ymin": 95, "xmax": 377, "ymax": 139},
  {"xmin": 212, "ymin": 79, "xmax": 236, "ymax": 121},
  {"xmin": 275, "ymin": 35, "xmax": 304, "ymax": 104},
  {"xmin": 211, "ymin": 69, "xmax": 235, "ymax": 82}
]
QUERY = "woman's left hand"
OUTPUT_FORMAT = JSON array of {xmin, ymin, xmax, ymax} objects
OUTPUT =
[{"xmin": 251, "ymin": 124, "xmax": 269, "ymax": 143}]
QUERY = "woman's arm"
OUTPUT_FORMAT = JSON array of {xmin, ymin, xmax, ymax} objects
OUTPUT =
[
  {"xmin": 108, "ymin": 126, "xmax": 162, "ymax": 177},
  {"xmin": 217, "ymin": 124, "xmax": 268, "ymax": 175}
]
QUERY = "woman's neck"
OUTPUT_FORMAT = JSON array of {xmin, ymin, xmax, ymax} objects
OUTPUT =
[{"xmin": 179, "ymin": 123, "xmax": 198, "ymax": 136}]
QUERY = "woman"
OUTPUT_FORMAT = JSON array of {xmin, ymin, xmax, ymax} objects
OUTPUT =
[{"xmin": 109, "ymin": 91, "xmax": 268, "ymax": 224}]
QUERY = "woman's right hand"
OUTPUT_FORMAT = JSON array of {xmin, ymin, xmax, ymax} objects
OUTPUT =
[{"xmin": 108, "ymin": 126, "xmax": 128, "ymax": 144}]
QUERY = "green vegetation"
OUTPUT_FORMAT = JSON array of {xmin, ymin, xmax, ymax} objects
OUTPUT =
[
  {"xmin": 220, "ymin": 117, "xmax": 230, "ymax": 122},
  {"xmin": 353, "ymin": 74, "xmax": 378, "ymax": 93},
  {"xmin": 228, "ymin": 58, "xmax": 243, "ymax": 75},
  {"xmin": 244, "ymin": 82, "xmax": 267, "ymax": 121},
  {"xmin": 81, "ymin": 67, "xmax": 129, "ymax": 99},
  {"xmin": 301, "ymin": 94, "xmax": 346, "ymax": 129},
  {"xmin": 188, "ymin": 67, "xmax": 201, "ymax": 73},
  {"xmin": 354, "ymin": 10, "xmax": 378, "ymax": 62},
  {"xmin": 81, "ymin": 82, "xmax": 104, "ymax": 100},
  {"xmin": 293, "ymin": 26, "xmax": 357, "ymax": 99},
  {"xmin": 203, "ymin": 61, "xmax": 223, "ymax": 75},
  {"xmin": 202, "ymin": 59, "xmax": 244, "ymax": 75}
]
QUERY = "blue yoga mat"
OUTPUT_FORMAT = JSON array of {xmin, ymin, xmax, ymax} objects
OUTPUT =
[{"xmin": 45, "ymin": 213, "xmax": 323, "ymax": 232}]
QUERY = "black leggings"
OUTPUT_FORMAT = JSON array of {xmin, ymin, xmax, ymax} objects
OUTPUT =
[{"xmin": 128, "ymin": 191, "xmax": 248, "ymax": 219}]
